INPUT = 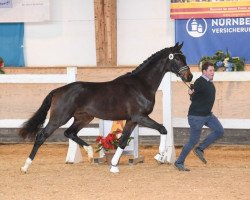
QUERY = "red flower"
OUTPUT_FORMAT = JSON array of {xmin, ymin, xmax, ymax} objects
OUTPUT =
[
  {"xmin": 96, "ymin": 136, "xmax": 102, "ymax": 143},
  {"xmin": 95, "ymin": 129, "xmax": 133, "ymax": 152}
]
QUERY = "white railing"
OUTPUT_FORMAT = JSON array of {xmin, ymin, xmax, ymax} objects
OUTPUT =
[
  {"xmin": 2, "ymin": 68, "xmax": 250, "ymax": 163},
  {"xmin": 1, "ymin": 68, "xmax": 250, "ymax": 134},
  {"xmin": 0, "ymin": 67, "xmax": 76, "ymax": 83},
  {"xmin": 159, "ymin": 71, "xmax": 250, "ymax": 133}
]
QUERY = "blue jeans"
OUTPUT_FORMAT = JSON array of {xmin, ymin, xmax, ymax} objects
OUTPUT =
[{"xmin": 176, "ymin": 114, "xmax": 224, "ymax": 164}]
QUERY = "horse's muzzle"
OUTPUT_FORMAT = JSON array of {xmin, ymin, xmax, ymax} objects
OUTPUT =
[
  {"xmin": 181, "ymin": 71, "xmax": 193, "ymax": 82},
  {"xmin": 187, "ymin": 73, "xmax": 193, "ymax": 82}
]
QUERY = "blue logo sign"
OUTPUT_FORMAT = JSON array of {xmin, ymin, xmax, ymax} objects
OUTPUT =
[
  {"xmin": 176, "ymin": 17, "xmax": 250, "ymax": 64},
  {"xmin": 186, "ymin": 19, "xmax": 207, "ymax": 38}
]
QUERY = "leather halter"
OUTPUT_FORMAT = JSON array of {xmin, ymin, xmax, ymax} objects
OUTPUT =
[
  {"xmin": 168, "ymin": 52, "xmax": 192, "ymax": 89},
  {"xmin": 168, "ymin": 52, "xmax": 190, "ymax": 78}
]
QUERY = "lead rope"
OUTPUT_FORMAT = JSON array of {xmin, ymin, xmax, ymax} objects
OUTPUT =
[{"xmin": 182, "ymin": 81, "xmax": 193, "ymax": 90}]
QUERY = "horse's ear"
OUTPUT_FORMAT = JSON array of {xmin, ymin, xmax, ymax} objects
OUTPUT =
[
  {"xmin": 174, "ymin": 42, "xmax": 179, "ymax": 48},
  {"xmin": 178, "ymin": 42, "xmax": 184, "ymax": 50},
  {"xmin": 173, "ymin": 42, "xmax": 183, "ymax": 51},
  {"xmin": 175, "ymin": 42, "xmax": 184, "ymax": 51}
]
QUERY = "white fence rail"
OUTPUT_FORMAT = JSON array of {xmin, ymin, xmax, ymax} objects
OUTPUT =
[{"xmin": 1, "ymin": 67, "xmax": 250, "ymax": 134}]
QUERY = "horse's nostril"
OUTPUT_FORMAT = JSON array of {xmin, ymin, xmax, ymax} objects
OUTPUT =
[{"xmin": 188, "ymin": 74, "xmax": 193, "ymax": 81}]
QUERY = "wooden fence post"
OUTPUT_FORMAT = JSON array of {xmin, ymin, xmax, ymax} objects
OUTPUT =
[{"xmin": 94, "ymin": 0, "xmax": 117, "ymax": 66}]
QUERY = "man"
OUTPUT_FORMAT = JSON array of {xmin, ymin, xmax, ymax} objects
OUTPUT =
[{"xmin": 174, "ymin": 61, "xmax": 224, "ymax": 171}]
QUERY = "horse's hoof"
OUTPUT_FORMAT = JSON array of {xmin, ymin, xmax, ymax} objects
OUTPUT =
[
  {"xmin": 88, "ymin": 157, "xmax": 93, "ymax": 163},
  {"xmin": 154, "ymin": 153, "xmax": 167, "ymax": 164},
  {"xmin": 20, "ymin": 167, "xmax": 27, "ymax": 174},
  {"xmin": 84, "ymin": 145, "xmax": 94, "ymax": 162},
  {"xmin": 110, "ymin": 165, "xmax": 119, "ymax": 173}
]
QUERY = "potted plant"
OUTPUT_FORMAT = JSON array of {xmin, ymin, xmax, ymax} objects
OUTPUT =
[
  {"xmin": 95, "ymin": 129, "xmax": 133, "ymax": 164},
  {"xmin": 0, "ymin": 57, "xmax": 5, "ymax": 74},
  {"xmin": 199, "ymin": 49, "xmax": 245, "ymax": 72}
]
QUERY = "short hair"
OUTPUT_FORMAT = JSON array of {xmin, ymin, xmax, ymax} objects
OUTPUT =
[
  {"xmin": 0, "ymin": 57, "xmax": 3, "ymax": 64},
  {"xmin": 202, "ymin": 61, "xmax": 214, "ymax": 71}
]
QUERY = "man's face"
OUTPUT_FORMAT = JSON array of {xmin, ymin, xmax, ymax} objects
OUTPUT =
[{"xmin": 203, "ymin": 65, "xmax": 214, "ymax": 81}]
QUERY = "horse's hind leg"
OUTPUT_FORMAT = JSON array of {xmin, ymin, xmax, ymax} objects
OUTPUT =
[
  {"xmin": 64, "ymin": 113, "xmax": 94, "ymax": 162},
  {"xmin": 21, "ymin": 122, "xmax": 60, "ymax": 173}
]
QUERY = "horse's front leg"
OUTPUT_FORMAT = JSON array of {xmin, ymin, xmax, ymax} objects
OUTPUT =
[
  {"xmin": 133, "ymin": 115, "xmax": 168, "ymax": 164},
  {"xmin": 110, "ymin": 120, "xmax": 137, "ymax": 173}
]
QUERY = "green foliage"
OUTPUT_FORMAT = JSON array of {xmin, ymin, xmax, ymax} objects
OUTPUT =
[{"xmin": 199, "ymin": 49, "xmax": 245, "ymax": 71}]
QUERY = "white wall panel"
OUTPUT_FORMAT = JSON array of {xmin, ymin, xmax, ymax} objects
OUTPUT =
[
  {"xmin": 24, "ymin": 0, "xmax": 96, "ymax": 66},
  {"xmin": 23, "ymin": 0, "xmax": 174, "ymax": 67},
  {"xmin": 117, "ymin": 0, "xmax": 174, "ymax": 66}
]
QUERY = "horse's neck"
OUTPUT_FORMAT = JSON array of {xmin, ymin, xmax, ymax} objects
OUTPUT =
[{"xmin": 136, "ymin": 63, "xmax": 167, "ymax": 93}]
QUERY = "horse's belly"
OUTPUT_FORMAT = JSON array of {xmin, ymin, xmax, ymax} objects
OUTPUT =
[{"xmin": 85, "ymin": 102, "xmax": 131, "ymax": 120}]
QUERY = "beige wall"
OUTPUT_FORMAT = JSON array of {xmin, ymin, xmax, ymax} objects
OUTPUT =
[
  {"xmin": 171, "ymin": 82, "xmax": 250, "ymax": 119},
  {"xmin": 1, "ymin": 67, "xmax": 250, "ymax": 124}
]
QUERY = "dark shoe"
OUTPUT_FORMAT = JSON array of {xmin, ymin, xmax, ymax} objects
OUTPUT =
[
  {"xmin": 174, "ymin": 162, "xmax": 190, "ymax": 171},
  {"xmin": 193, "ymin": 147, "xmax": 207, "ymax": 164}
]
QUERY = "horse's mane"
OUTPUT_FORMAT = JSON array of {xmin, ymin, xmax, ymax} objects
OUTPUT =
[{"xmin": 119, "ymin": 47, "xmax": 173, "ymax": 79}]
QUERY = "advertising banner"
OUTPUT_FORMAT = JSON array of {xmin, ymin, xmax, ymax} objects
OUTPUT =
[
  {"xmin": 0, "ymin": 0, "xmax": 12, "ymax": 8},
  {"xmin": 171, "ymin": 0, "xmax": 250, "ymax": 19},
  {"xmin": 175, "ymin": 17, "xmax": 250, "ymax": 65},
  {"xmin": 0, "ymin": 0, "xmax": 49, "ymax": 22}
]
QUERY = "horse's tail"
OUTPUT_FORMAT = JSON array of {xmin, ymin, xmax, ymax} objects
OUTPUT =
[{"xmin": 19, "ymin": 92, "xmax": 54, "ymax": 140}]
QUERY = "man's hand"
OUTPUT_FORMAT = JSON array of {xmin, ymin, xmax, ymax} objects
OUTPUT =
[
  {"xmin": 188, "ymin": 84, "xmax": 194, "ymax": 100},
  {"xmin": 188, "ymin": 89, "xmax": 194, "ymax": 95},
  {"xmin": 188, "ymin": 84, "xmax": 194, "ymax": 95}
]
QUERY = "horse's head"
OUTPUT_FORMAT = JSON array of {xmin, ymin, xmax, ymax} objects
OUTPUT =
[{"xmin": 167, "ymin": 42, "xmax": 193, "ymax": 82}]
